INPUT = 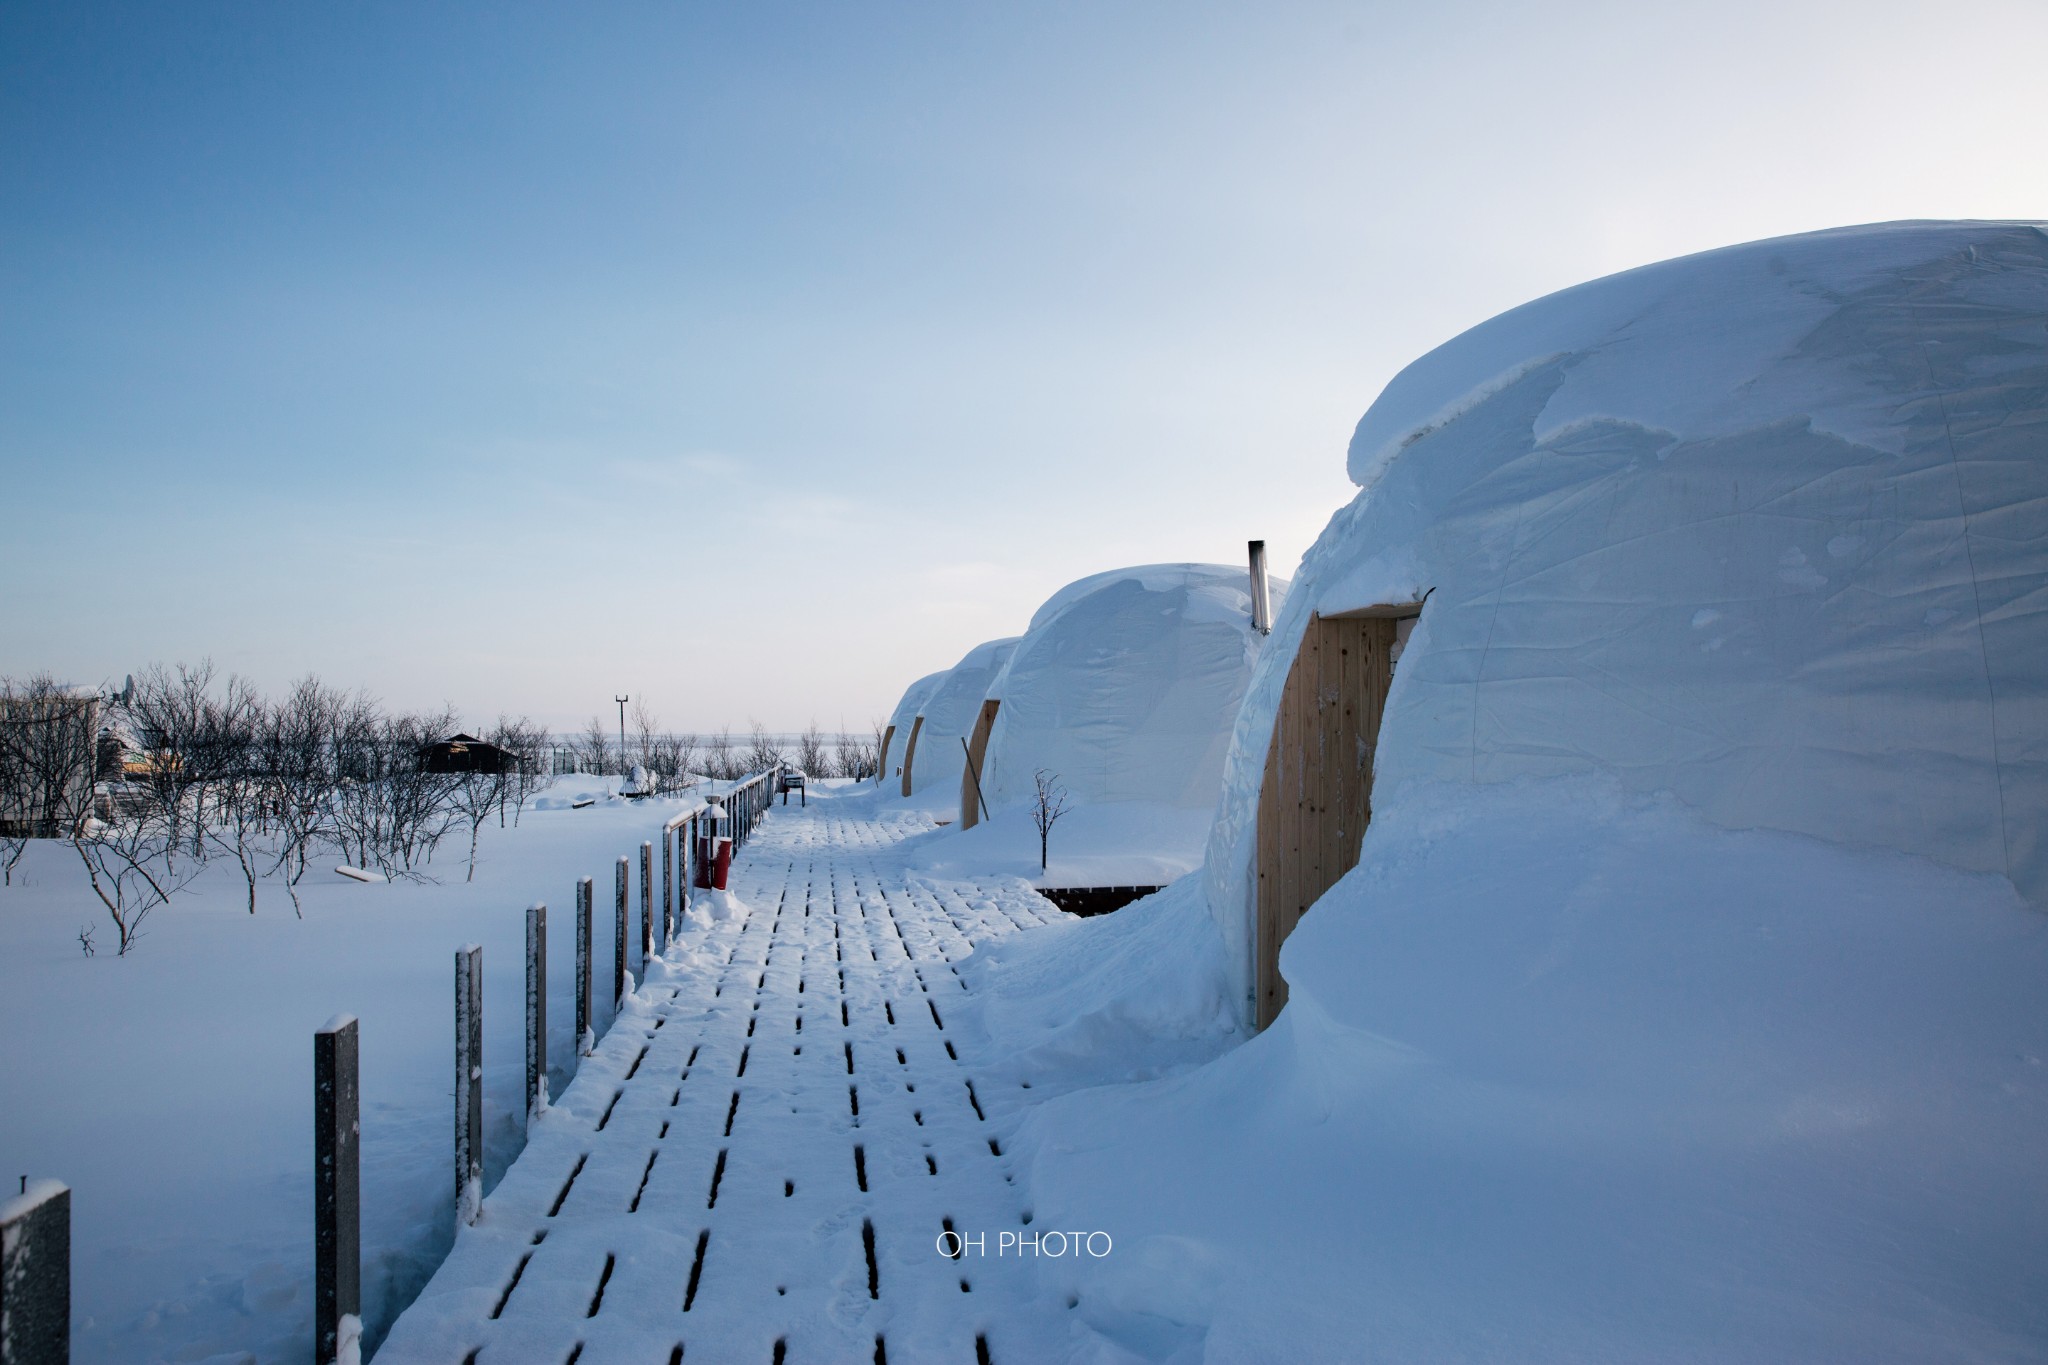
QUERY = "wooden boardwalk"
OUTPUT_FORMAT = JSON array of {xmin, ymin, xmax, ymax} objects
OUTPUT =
[{"xmin": 376, "ymin": 798, "xmax": 1076, "ymax": 1364}]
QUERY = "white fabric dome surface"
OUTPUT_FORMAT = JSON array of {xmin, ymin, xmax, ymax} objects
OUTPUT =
[
  {"xmin": 880, "ymin": 670, "xmax": 948, "ymax": 782},
  {"xmin": 1206, "ymin": 219, "xmax": 2048, "ymax": 1007},
  {"xmin": 957, "ymin": 222, "xmax": 2048, "ymax": 1362},
  {"xmin": 979, "ymin": 563, "xmax": 1286, "ymax": 815},
  {"xmin": 903, "ymin": 637, "xmax": 1019, "ymax": 801}
]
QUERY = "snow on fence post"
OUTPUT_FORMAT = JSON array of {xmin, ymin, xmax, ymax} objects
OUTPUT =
[
  {"xmin": 682, "ymin": 815, "xmax": 696, "ymax": 904},
  {"xmin": 314, "ymin": 1016, "xmax": 360, "ymax": 1365},
  {"xmin": 575, "ymin": 877, "xmax": 594, "ymax": 1057},
  {"xmin": 661, "ymin": 829, "xmax": 673, "ymax": 949},
  {"xmin": 613, "ymin": 856, "xmax": 629, "ymax": 1009},
  {"xmin": 0, "ymin": 1179, "xmax": 70, "ymax": 1365},
  {"xmin": 639, "ymin": 841, "xmax": 654, "ymax": 968},
  {"xmin": 525, "ymin": 903, "xmax": 548, "ymax": 1124},
  {"xmin": 454, "ymin": 945, "xmax": 483, "ymax": 1225}
]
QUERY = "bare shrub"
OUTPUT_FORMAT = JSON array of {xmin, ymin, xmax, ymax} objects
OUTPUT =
[
  {"xmin": 579, "ymin": 715, "xmax": 612, "ymax": 776},
  {"xmin": 745, "ymin": 722, "xmax": 784, "ymax": 776},
  {"xmin": 704, "ymin": 727, "xmax": 737, "ymax": 782},
  {"xmin": 0, "ymin": 673, "xmax": 101, "ymax": 881},
  {"xmin": 796, "ymin": 721, "xmax": 828, "ymax": 777}
]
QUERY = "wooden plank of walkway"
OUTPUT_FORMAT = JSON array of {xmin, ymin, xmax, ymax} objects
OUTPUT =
[{"xmin": 375, "ymin": 801, "xmax": 1074, "ymax": 1365}]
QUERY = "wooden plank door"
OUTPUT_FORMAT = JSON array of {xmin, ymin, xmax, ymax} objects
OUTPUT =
[
  {"xmin": 959, "ymin": 699, "xmax": 1000, "ymax": 828},
  {"xmin": 1254, "ymin": 611, "xmax": 1396, "ymax": 1028}
]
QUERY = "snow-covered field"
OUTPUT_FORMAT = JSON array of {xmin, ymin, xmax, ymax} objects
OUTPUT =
[
  {"xmin": 964, "ymin": 778, "xmax": 2048, "ymax": 1362},
  {"xmin": 0, "ymin": 779, "xmax": 714, "ymax": 1363}
]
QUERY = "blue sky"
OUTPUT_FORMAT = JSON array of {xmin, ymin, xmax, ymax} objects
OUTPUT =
[{"xmin": 4, "ymin": 0, "xmax": 2043, "ymax": 732}]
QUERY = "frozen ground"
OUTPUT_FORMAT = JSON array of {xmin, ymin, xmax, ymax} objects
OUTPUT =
[
  {"xmin": 0, "ymin": 778, "xmax": 715, "ymax": 1363},
  {"xmin": 896, "ymin": 796, "xmax": 1214, "ymax": 889},
  {"xmin": 972, "ymin": 777, "xmax": 2048, "ymax": 1363},
  {"xmin": 11, "ymin": 767, "xmax": 2044, "ymax": 1362}
]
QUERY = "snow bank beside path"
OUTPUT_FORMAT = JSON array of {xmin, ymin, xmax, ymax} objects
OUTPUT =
[
  {"xmin": 1010, "ymin": 779, "xmax": 2048, "ymax": 1361},
  {"xmin": 904, "ymin": 800, "xmax": 1214, "ymax": 888},
  {"xmin": 0, "ymin": 793, "xmax": 705, "ymax": 1364},
  {"xmin": 955, "ymin": 876, "xmax": 1239, "ymax": 1095}
]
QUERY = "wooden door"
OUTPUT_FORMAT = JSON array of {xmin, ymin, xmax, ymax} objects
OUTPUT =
[
  {"xmin": 959, "ymin": 699, "xmax": 1000, "ymax": 828},
  {"xmin": 900, "ymin": 717, "xmax": 923, "ymax": 797},
  {"xmin": 1254, "ymin": 611, "xmax": 1397, "ymax": 1028}
]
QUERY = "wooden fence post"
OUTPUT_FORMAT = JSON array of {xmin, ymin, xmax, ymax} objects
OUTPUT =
[
  {"xmin": 639, "ymin": 841, "xmax": 654, "ymax": 968},
  {"xmin": 455, "ymin": 945, "xmax": 483, "ymax": 1225},
  {"xmin": 613, "ymin": 856, "xmax": 629, "ymax": 1008},
  {"xmin": 314, "ymin": 1016, "xmax": 360, "ymax": 1365},
  {"xmin": 525, "ymin": 903, "xmax": 547, "ymax": 1123},
  {"xmin": 0, "ymin": 1179, "xmax": 69, "ymax": 1365},
  {"xmin": 661, "ymin": 829, "xmax": 673, "ymax": 949},
  {"xmin": 575, "ymin": 877, "xmax": 593, "ymax": 1056}
]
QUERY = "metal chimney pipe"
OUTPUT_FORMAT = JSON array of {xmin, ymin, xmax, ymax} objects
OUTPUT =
[{"xmin": 1247, "ymin": 540, "xmax": 1272, "ymax": 635}]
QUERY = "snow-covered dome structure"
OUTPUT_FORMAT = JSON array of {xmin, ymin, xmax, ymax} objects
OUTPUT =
[
  {"xmin": 901, "ymin": 637, "xmax": 1018, "ymax": 802},
  {"xmin": 1207, "ymin": 219, "xmax": 2048, "ymax": 1028},
  {"xmin": 974, "ymin": 564, "xmax": 1286, "ymax": 822},
  {"xmin": 879, "ymin": 669, "xmax": 947, "ymax": 793}
]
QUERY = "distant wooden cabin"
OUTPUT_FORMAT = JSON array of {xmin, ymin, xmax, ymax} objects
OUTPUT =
[{"xmin": 421, "ymin": 733, "xmax": 524, "ymax": 775}]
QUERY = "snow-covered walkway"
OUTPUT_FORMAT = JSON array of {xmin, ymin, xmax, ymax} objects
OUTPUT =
[{"xmin": 376, "ymin": 797, "xmax": 1075, "ymax": 1364}]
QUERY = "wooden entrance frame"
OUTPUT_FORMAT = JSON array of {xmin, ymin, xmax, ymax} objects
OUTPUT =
[
  {"xmin": 878, "ymin": 724, "xmax": 897, "ymax": 785},
  {"xmin": 900, "ymin": 716, "xmax": 924, "ymax": 797},
  {"xmin": 1252, "ymin": 603, "xmax": 1421, "ymax": 1029},
  {"xmin": 958, "ymin": 699, "xmax": 1000, "ymax": 828}
]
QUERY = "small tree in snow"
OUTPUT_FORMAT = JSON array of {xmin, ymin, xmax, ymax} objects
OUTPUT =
[
  {"xmin": 492, "ymin": 715, "xmax": 552, "ymax": 824},
  {"xmin": 630, "ymin": 699, "xmax": 661, "ymax": 774},
  {"xmin": 74, "ymin": 797, "xmax": 196, "ymax": 954},
  {"xmin": 704, "ymin": 727, "xmax": 736, "ymax": 782},
  {"xmin": 1031, "ymin": 769, "xmax": 1069, "ymax": 874},
  {"xmin": 796, "ymin": 721, "xmax": 828, "ymax": 777},
  {"xmin": 745, "ymin": 722, "xmax": 784, "ymax": 776},
  {"xmin": 579, "ymin": 715, "xmax": 613, "ymax": 776}
]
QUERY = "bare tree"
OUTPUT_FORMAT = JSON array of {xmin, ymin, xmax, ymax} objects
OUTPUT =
[
  {"xmin": 630, "ymin": 699, "xmax": 661, "ymax": 774},
  {"xmin": 1031, "ymin": 769, "xmax": 1069, "ymax": 873},
  {"xmin": 650, "ymin": 731, "xmax": 698, "ymax": 795},
  {"xmin": 449, "ymin": 755, "xmax": 510, "ymax": 882},
  {"xmin": 796, "ymin": 721, "xmax": 828, "ymax": 777},
  {"xmin": 704, "ymin": 727, "xmax": 737, "ymax": 782},
  {"xmin": 2, "ymin": 675, "xmax": 97, "ymax": 881},
  {"xmin": 864, "ymin": 717, "xmax": 888, "ymax": 784},
  {"xmin": 380, "ymin": 708, "xmax": 461, "ymax": 876},
  {"xmin": 1, "ymin": 673, "xmax": 102, "ymax": 845},
  {"xmin": 126, "ymin": 661, "xmax": 221, "ymax": 871},
  {"xmin": 745, "ymin": 722, "xmax": 784, "ymax": 776},
  {"xmin": 863, "ymin": 717, "xmax": 887, "ymax": 782},
  {"xmin": 196, "ymin": 676, "xmax": 267, "ymax": 914},
  {"xmin": 73, "ymin": 803, "xmax": 195, "ymax": 954},
  {"xmin": 329, "ymin": 704, "xmax": 460, "ymax": 878},
  {"xmin": 266, "ymin": 675, "xmax": 346, "ymax": 914},
  {"xmin": 580, "ymin": 715, "xmax": 612, "ymax": 777},
  {"xmin": 491, "ymin": 715, "xmax": 551, "ymax": 825},
  {"xmin": 327, "ymin": 691, "xmax": 384, "ymax": 872}
]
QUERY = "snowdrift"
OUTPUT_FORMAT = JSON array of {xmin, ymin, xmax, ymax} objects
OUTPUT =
[
  {"xmin": 1011, "ymin": 779, "xmax": 2048, "ymax": 1361},
  {"xmin": 976, "ymin": 221, "xmax": 2048, "ymax": 1361}
]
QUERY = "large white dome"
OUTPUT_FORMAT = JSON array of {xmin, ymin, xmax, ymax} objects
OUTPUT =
[{"xmin": 1207, "ymin": 219, "xmax": 2048, "ymax": 1016}]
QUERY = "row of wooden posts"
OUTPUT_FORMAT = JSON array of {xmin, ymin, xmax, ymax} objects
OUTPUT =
[{"xmin": 0, "ymin": 768, "xmax": 783, "ymax": 1365}]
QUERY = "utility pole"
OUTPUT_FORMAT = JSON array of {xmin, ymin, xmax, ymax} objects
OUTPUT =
[{"xmin": 615, "ymin": 695, "xmax": 629, "ymax": 776}]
